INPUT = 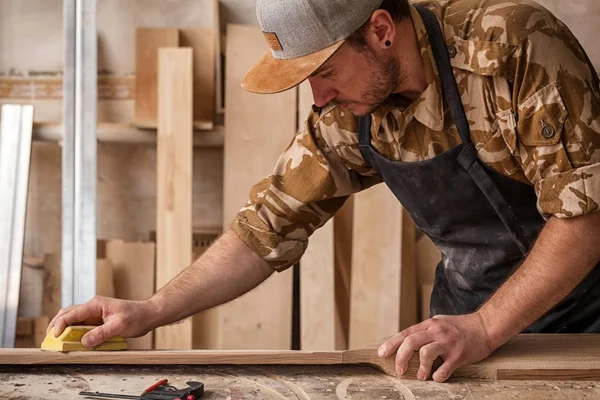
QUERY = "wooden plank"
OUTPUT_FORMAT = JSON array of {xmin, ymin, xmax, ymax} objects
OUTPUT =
[
  {"xmin": 349, "ymin": 184, "xmax": 402, "ymax": 349},
  {"xmin": 399, "ymin": 209, "xmax": 418, "ymax": 330},
  {"xmin": 105, "ymin": 240, "xmax": 156, "ymax": 349},
  {"xmin": 300, "ymin": 220, "xmax": 335, "ymax": 350},
  {"xmin": 420, "ymin": 283, "xmax": 434, "ymax": 322},
  {"xmin": 134, "ymin": 28, "xmax": 179, "ymax": 128},
  {"xmin": 4, "ymin": 335, "xmax": 600, "ymax": 381},
  {"xmin": 42, "ymin": 253, "xmax": 61, "ymax": 318},
  {"xmin": 96, "ymin": 259, "xmax": 115, "ymax": 298},
  {"xmin": 155, "ymin": 48, "xmax": 193, "ymax": 350},
  {"xmin": 297, "ymin": 80, "xmax": 337, "ymax": 351},
  {"xmin": 180, "ymin": 29, "xmax": 215, "ymax": 129},
  {"xmin": 333, "ymin": 197, "xmax": 354, "ymax": 350},
  {"xmin": 219, "ymin": 24, "xmax": 296, "ymax": 350}
]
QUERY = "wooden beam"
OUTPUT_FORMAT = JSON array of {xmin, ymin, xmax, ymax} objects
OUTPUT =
[
  {"xmin": 399, "ymin": 209, "xmax": 418, "ymax": 330},
  {"xmin": 218, "ymin": 24, "xmax": 297, "ymax": 350},
  {"xmin": 349, "ymin": 184, "xmax": 402, "ymax": 348},
  {"xmin": 3, "ymin": 335, "xmax": 600, "ymax": 381},
  {"xmin": 155, "ymin": 48, "xmax": 193, "ymax": 350}
]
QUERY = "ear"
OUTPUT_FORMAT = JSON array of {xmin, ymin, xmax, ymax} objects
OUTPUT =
[{"xmin": 368, "ymin": 10, "xmax": 396, "ymax": 50}]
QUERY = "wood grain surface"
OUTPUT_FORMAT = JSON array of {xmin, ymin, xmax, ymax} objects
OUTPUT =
[{"xmin": 4, "ymin": 335, "xmax": 600, "ymax": 381}]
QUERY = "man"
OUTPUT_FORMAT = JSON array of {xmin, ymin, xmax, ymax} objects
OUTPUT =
[{"xmin": 49, "ymin": 0, "xmax": 600, "ymax": 382}]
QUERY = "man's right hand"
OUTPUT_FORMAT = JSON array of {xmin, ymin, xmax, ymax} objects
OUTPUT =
[{"xmin": 47, "ymin": 296, "xmax": 158, "ymax": 348}]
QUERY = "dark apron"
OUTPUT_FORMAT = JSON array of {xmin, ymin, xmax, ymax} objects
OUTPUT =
[{"xmin": 356, "ymin": 5, "xmax": 600, "ymax": 333}]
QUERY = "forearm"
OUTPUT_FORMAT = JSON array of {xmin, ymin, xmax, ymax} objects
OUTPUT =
[
  {"xmin": 146, "ymin": 230, "xmax": 274, "ymax": 328},
  {"xmin": 478, "ymin": 211, "xmax": 600, "ymax": 348}
]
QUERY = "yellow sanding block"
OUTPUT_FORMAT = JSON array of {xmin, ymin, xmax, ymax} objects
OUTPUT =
[{"xmin": 41, "ymin": 325, "xmax": 128, "ymax": 352}]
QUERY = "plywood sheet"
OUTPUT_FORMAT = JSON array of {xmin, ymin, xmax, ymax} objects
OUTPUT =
[
  {"xmin": 220, "ymin": 24, "xmax": 296, "ymax": 350},
  {"xmin": 155, "ymin": 48, "xmax": 193, "ymax": 350},
  {"xmin": 349, "ymin": 184, "xmax": 402, "ymax": 349},
  {"xmin": 105, "ymin": 240, "xmax": 156, "ymax": 349}
]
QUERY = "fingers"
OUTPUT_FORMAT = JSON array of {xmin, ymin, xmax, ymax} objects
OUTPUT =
[
  {"xmin": 417, "ymin": 342, "xmax": 445, "ymax": 380},
  {"xmin": 378, "ymin": 320, "xmax": 428, "ymax": 358},
  {"xmin": 81, "ymin": 319, "xmax": 122, "ymax": 348},
  {"xmin": 53, "ymin": 300, "xmax": 102, "ymax": 337},
  {"xmin": 394, "ymin": 331, "xmax": 432, "ymax": 375},
  {"xmin": 432, "ymin": 356, "xmax": 461, "ymax": 383},
  {"xmin": 47, "ymin": 306, "xmax": 77, "ymax": 334}
]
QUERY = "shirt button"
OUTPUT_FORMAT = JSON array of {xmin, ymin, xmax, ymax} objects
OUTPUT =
[
  {"xmin": 542, "ymin": 125, "xmax": 556, "ymax": 139},
  {"xmin": 448, "ymin": 46, "xmax": 457, "ymax": 58}
]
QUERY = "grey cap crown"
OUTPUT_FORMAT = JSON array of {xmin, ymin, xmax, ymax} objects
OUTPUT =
[{"xmin": 257, "ymin": 0, "xmax": 384, "ymax": 60}]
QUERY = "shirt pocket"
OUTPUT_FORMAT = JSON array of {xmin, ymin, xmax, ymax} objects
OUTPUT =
[{"xmin": 516, "ymin": 82, "xmax": 568, "ymax": 147}]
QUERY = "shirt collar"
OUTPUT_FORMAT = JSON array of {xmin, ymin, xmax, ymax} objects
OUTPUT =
[{"xmin": 372, "ymin": 4, "xmax": 445, "ymax": 133}]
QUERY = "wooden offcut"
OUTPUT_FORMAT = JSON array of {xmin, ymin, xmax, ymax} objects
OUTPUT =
[
  {"xmin": 219, "ymin": 24, "xmax": 296, "ymax": 350},
  {"xmin": 134, "ymin": 28, "xmax": 179, "ymax": 128},
  {"xmin": 349, "ymin": 184, "xmax": 403, "ymax": 348},
  {"xmin": 2, "ymin": 335, "xmax": 599, "ymax": 381},
  {"xmin": 155, "ymin": 48, "xmax": 193, "ymax": 350}
]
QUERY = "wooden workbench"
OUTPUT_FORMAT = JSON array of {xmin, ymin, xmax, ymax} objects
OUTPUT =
[{"xmin": 2, "ymin": 364, "xmax": 600, "ymax": 399}]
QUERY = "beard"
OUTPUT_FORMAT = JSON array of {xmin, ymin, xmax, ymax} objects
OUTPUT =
[{"xmin": 333, "ymin": 50, "xmax": 404, "ymax": 117}]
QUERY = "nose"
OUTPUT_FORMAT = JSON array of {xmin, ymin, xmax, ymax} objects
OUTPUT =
[{"xmin": 308, "ymin": 77, "xmax": 338, "ymax": 107}]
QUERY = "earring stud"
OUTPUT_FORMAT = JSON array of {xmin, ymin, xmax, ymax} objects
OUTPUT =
[{"xmin": 385, "ymin": 40, "xmax": 392, "ymax": 47}]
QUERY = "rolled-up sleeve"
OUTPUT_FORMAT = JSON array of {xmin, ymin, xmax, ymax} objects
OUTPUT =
[
  {"xmin": 231, "ymin": 107, "xmax": 380, "ymax": 271},
  {"xmin": 510, "ymin": 24, "xmax": 600, "ymax": 219}
]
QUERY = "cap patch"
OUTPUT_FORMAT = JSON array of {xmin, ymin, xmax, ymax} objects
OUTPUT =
[{"xmin": 263, "ymin": 32, "xmax": 284, "ymax": 51}]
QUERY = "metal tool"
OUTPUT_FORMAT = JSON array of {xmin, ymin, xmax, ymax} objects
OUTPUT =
[{"xmin": 79, "ymin": 379, "xmax": 204, "ymax": 400}]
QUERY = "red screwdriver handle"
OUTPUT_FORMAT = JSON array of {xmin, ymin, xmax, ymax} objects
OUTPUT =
[{"xmin": 143, "ymin": 379, "xmax": 168, "ymax": 394}]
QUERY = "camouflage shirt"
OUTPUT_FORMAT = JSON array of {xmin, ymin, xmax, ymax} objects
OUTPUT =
[{"xmin": 232, "ymin": 0, "xmax": 600, "ymax": 271}]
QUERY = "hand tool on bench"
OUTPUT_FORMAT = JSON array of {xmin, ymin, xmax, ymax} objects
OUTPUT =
[{"xmin": 79, "ymin": 379, "xmax": 204, "ymax": 399}]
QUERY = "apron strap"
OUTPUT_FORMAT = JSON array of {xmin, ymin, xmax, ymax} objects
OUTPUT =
[{"xmin": 419, "ymin": 6, "xmax": 533, "ymax": 254}]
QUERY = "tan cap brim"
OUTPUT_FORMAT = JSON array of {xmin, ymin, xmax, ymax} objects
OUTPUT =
[{"xmin": 242, "ymin": 40, "xmax": 345, "ymax": 94}]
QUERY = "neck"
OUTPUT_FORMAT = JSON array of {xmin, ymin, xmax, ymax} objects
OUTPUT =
[{"xmin": 392, "ymin": 17, "xmax": 428, "ymax": 101}]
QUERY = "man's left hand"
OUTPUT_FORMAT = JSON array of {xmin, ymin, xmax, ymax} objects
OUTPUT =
[{"xmin": 378, "ymin": 313, "xmax": 494, "ymax": 382}]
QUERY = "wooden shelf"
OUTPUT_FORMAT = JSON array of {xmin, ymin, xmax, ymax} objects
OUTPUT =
[{"xmin": 32, "ymin": 122, "xmax": 224, "ymax": 148}]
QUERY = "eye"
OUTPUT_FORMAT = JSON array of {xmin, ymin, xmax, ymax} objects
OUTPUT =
[{"xmin": 321, "ymin": 70, "xmax": 334, "ymax": 79}]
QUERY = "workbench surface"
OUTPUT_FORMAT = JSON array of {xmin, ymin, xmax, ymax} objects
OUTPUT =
[{"xmin": 2, "ymin": 364, "xmax": 600, "ymax": 399}]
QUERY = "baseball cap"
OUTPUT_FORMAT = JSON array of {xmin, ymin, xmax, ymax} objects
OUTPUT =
[{"xmin": 242, "ymin": 0, "xmax": 384, "ymax": 94}]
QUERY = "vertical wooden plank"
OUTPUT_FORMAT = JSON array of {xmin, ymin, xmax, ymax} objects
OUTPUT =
[
  {"xmin": 96, "ymin": 259, "xmax": 115, "ymax": 298},
  {"xmin": 105, "ymin": 240, "xmax": 156, "ymax": 349},
  {"xmin": 400, "ymin": 209, "xmax": 418, "ymax": 330},
  {"xmin": 298, "ymin": 80, "xmax": 337, "ymax": 350},
  {"xmin": 349, "ymin": 184, "xmax": 402, "ymax": 349},
  {"xmin": 155, "ymin": 48, "xmax": 193, "ymax": 350},
  {"xmin": 42, "ymin": 253, "xmax": 61, "ymax": 319},
  {"xmin": 334, "ymin": 197, "xmax": 354, "ymax": 350},
  {"xmin": 416, "ymin": 235, "xmax": 441, "ymax": 321},
  {"xmin": 179, "ymin": 29, "xmax": 215, "ymax": 129},
  {"xmin": 300, "ymin": 220, "xmax": 335, "ymax": 350},
  {"xmin": 134, "ymin": 28, "xmax": 179, "ymax": 128},
  {"xmin": 220, "ymin": 24, "xmax": 296, "ymax": 350}
]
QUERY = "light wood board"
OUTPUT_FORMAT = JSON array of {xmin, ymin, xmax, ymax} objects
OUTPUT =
[
  {"xmin": 219, "ymin": 24, "xmax": 297, "ymax": 350},
  {"xmin": 349, "ymin": 184, "xmax": 403, "ymax": 348},
  {"xmin": 155, "ymin": 48, "xmax": 193, "ymax": 350},
  {"xmin": 134, "ymin": 28, "xmax": 179, "ymax": 128},
  {"xmin": 3, "ymin": 335, "xmax": 600, "ymax": 381},
  {"xmin": 298, "ymin": 80, "xmax": 338, "ymax": 351},
  {"xmin": 105, "ymin": 240, "xmax": 156, "ymax": 349},
  {"xmin": 333, "ymin": 196, "xmax": 354, "ymax": 350}
]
